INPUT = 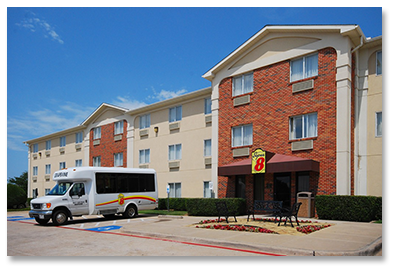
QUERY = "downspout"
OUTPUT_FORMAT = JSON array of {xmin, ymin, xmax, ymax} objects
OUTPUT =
[{"xmin": 351, "ymin": 35, "xmax": 364, "ymax": 195}]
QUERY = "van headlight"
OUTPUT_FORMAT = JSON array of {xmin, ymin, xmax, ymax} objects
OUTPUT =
[{"xmin": 42, "ymin": 203, "xmax": 51, "ymax": 209}]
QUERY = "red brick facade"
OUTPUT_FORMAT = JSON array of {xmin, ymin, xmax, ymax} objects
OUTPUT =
[
  {"xmin": 218, "ymin": 47, "xmax": 338, "ymax": 207},
  {"xmin": 89, "ymin": 120, "xmax": 128, "ymax": 167}
]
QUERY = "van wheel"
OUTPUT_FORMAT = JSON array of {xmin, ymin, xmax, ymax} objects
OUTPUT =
[
  {"xmin": 52, "ymin": 210, "xmax": 68, "ymax": 226},
  {"xmin": 35, "ymin": 218, "xmax": 49, "ymax": 225},
  {"xmin": 123, "ymin": 205, "xmax": 137, "ymax": 218}
]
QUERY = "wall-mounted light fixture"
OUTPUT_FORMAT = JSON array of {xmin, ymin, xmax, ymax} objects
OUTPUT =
[{"xmin": 154, "ymin": 127, "xmax": 159, "ymax": 133}]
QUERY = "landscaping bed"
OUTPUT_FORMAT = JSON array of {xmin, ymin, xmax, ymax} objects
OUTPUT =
[{"xmin": 193, "ymin": 217, "xmax": 332, "ymax": 236}]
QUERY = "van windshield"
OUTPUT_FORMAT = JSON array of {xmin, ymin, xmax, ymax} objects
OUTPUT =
[{"xmin": 47, "ymin": 182, "xmax": 73, "ymax": 195}]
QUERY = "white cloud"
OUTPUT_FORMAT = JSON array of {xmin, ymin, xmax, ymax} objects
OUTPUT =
[
  {"xmin": 148, "ymin": 87, "xmax": 188, "ymax": 102},
  {"xmin": 16, "ymin": 12, "xmax": 64, "ymax": 44},
  {"xmin": 7, "ymin": 102, "xmax": 94, "ymax": 151},
  {"xmin": 111, "ymin": 96, "xmax": 147, "ymax": 110}
]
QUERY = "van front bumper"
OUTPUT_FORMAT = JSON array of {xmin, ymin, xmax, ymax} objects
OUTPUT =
[{"xmin": 29, "ymin": 210, "xmax": 53, "ymax": 220}]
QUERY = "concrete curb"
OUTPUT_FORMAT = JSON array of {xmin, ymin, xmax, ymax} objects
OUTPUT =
[{"xmin": 120, "ymin": 229, "xmax": 382, "ymax": 256}]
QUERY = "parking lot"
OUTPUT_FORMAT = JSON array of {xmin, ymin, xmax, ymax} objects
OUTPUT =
[{"xmin": 7, "ymin": 211, "xmax": 275, "ymax": 256}]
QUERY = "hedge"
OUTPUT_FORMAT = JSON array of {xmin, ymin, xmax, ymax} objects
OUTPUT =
[
  {"xmin": 158, "ymin": 198, "xmax": 246, "ymax": 216},
  {"xmin": 315, "ymin": 195, "xmax": 382, "ymax": 222}
]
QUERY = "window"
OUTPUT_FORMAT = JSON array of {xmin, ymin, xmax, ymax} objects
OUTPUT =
[
  {"xmin": 168, "ymin": 182, "xmax": 181, "ymax": 198},
  {"xmin": 233, "ymin": 72, "xmax": 253, "ymax": 97},
  {"xmin": 204, "ymin": 139, "xmax": 212, "ymax": 157},
  {"xmin": 33, "ymin": 166, "xmax": 38, "ymax": 176},
  {"xmin": 45, "ymin": 164, "xmax": 51, "ymax": 175},
  {"xmin": 204, "ymin": 98, "xmax": 212, "ymax": 114},
  {"xmin": 139, "ymin": 149, "xmax": 150, "ymax": 164},
  {"xmin": 59, "ymin": 162, "xmax": 66, "ymax": 170},
  {"xmin": 33, "ymin": 144, "xmax": 38, "ymax": 153},
  {"xmin": 232, "ymin": 124, "xmax": 253, "ymax": 147},
  {"xmin": 60, "ymin": 136, "xmax": 66, "ymax": 147},
  {"xmin": 376, "ymin": 51, "xmax": 382, "ymax": 75},
  {"xmin": 115, "ymin": 121, "xmax": 124, "ymax": 135},
  {"xmin": 70, "ymin": 183, "xmax": 85, "ymax": 196},
  {"xmin": 45, "ymin": 188, "xmax": 51, "ymax": 195},
  {"xmin": 96, "ymin": 173, "xmax": 155, "ymax": 194},
  {"xmin": 75, "ymin": 132, "xmax": 83, "ymax": 144},
  {"xmin": 168, "ymin": 144, "xmax": 182, "ymax": 160},
  {"xmin": 290, "ymin": 113, "xmax": 318, "ymax": 140},
  {"xmin": 140, "ymin": 114, "xmax": 151, "ymax": 129},
  {"xmin": 93, "ymin": 127, "xmax": 101, "ymax": 140},
  {"xmin": 290, "ymin": 53, "xmax": 318, "ymax": 82},
  {"xmin": 376, "ymin": 112, "xmax": 382, "ymax": 137},
  {"xmin": 169, "ymin": 106, "xmax": 182, "ymax": 122},
  {"xmin": 114, "ymin": 153, "xmax": 124, "ymax": 167},
  {"xmin": 93, "ymin": 156, "xmax": 101, "ymax": 167},
  {"xmin": 46, "ymin": 140, "xmax": 51, "ymax": 150},
  {"xmin": 75, "ymin": 159, "xmax": 82, "ymax": 167},
  {"xmin": 204, "ymin": 181, "xmax": 212, "ymax": 198}
]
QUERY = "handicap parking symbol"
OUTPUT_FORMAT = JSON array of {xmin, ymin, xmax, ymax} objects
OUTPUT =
[{"xmin": 85, "ymin": 225, "xmax": 122, "ymax": 232}]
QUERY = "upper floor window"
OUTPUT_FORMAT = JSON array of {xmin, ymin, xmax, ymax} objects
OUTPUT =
[
  {"xmin": 33, "ymin": 166, "xmax": 38, "ymax": 176},
  {"xmin": 204, "ymin": 139, "xmax": 212, "ymax": 157},
  {"xmin": 93, "ymin": 127, "xmax": 101, "ymax": 140},
  {"xmin": 32, "ymin": 143, "xmax": 38, "ymax": 153},
  {"xmin": 45, "ymin": 164, "xmax": 51, "ymax": 175},
  {"xmin": 140, "ymin": 114, "xmax": 151, "ymax": 129},
  {"xmin": 46, "ymin": 140, "xmax": 51, "ymax": 150},
  {"xmin": 114, "ymin": 121, "xmax": 124, "ymax": 135},
  {"xmin": 114, "ymin": 153, "xmax": 123, "ymax": 167},
  {"xmin": 169, "ymin": 144, "xmax": 182, "ymax": 160},
  {"xmin": 169, "ymin": 106, "xmax": 182, "ymax": 123},
  {"xmin": 204, "ymin": 97, "xmax": 212, "ymax": 114},
  {"xmin": 232, "ymin": 124, "xmax": 253, "ymax": 147},
  {"xmin": 289, "ymin": 113, "xmax": 318, "ymax": 140},
  {"xmin": 75, "ymin": 132, "xmax": 83, "ymax": 144},
  {"xmin": 139, "ymin": 149, "xmax": 150, "ymax": 164},
  {"xmin": 290, "ymin": 53, "xmax": 318, "ymax": 82},
  {"xmin": 59, "ymin": 162, "xmax": 66, "ymax": 170},
  {"xmin": 60, "ymin": 136, "xmax": 66, "ymax": 147},
  {"xmin": 376, "ymin": 112, "xmax": 382, "ymax": 137},
  {"xmin": 233, "ymin": 72, "xmax": 253, "ymax": 97},
  {"xmin": 376, "ymin": 51, "xmax": 382, "ymax": 75}
]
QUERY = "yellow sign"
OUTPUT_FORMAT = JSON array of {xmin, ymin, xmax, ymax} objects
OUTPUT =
[{"xmin": 252, "ymin": 148, "xmax": 266, "ymax": 174}]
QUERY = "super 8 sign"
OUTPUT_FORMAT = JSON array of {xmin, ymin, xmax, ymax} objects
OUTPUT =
[{"xmin": 252, "ymin": 148, "xmax": 266, "ymax": 174}]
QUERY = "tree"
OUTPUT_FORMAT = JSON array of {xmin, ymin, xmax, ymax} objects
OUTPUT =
[{"xmin": 8, "ymin": 171, "xmax": 28, "ymax": 193}]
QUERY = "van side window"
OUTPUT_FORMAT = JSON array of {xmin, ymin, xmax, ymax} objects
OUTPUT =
[
  {"xmin": 96, "ymin": 173, "xmax": 155, "ymax": 194},
  {"xmin": 70, "ymin": 183, "xmax": 85, "ymax": 196}
]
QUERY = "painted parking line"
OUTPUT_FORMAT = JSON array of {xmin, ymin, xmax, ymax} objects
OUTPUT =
[
  {"xmin": 7, "ymin": 216, "xmax": 34, "ymax": 221},
  {"xmin": 85, "ymin": 225, "xmax": 122, "ymax": 232}
]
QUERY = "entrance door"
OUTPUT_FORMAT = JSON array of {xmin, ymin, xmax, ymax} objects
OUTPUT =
[
  {"xmin": 235, "ymin": 176, "xmax": 246, "ymax": 199},
  {"xmin": 274, "ymin": 173, "xmax": 291, "ymax": 209}
]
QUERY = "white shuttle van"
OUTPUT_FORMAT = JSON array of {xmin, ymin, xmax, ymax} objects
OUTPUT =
[{"xmin": 29, "ymin": 167, "xmax": 158, "ymax": 225}]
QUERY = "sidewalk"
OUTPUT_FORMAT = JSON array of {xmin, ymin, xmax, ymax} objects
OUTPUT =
[{"xmin": 121, "ymin": 215, "xmax": 382, "ymax": 256}]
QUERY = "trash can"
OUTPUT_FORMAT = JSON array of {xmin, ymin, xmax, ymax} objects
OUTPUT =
[{"xmin": 297, "ymin": 192, "xmax": 315, "ymax": 218}]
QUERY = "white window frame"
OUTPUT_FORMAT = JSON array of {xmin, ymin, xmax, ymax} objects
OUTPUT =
[
  {"xmin": 139, "ymin": 149, "xmax": 150, "ymax": 164},
  {"xmin": 231, "ymin": 124, "xmax": 253, "ymax": 147},
  {"xmin": 169, "ymin": 106, "xmax": 182, "ymax": 123},
  {"xmin": 45, "ymin": 140, "xmax": 51, "ymax": 150},
  {"xmin": 376, "ymin": 51, "xmax": 382, "ymax": 76},
  {"xmin": 232, "ymin": 72, "xmax": 253, "ymax": 97},
  {"xmin": 114, "ymin": 121, "xmax": 124, "ymax": 135},
  {"xmin": 168, "ymin": 144, "xmax": 182, "ymax": 160},
  {"xmin": 140, "ymin": 114, "xmax": 151, "ymax": 129},
  {"xmin": 75, "ymin": 132, "xmax": 83, "ymax": 144},
  {"xmin": 290, "ymin": 53, "xmax": 318, "ymax": 82},
  {"xmin": 375, "ymin": 111, "xmax": 382, "ymax": 137},
  {"xmin": 204, "ymin": 97, "xmax": 212, "ymax": 114},
  {"xmin": 114, "ymin": 152, "xmax": 124, "ymax": 167},
  {"xmin": 45, "ymin": 164, "xmax": 51, "ymax": 175},
  {"xmin": 93, "ymin": 127, "xmax": 101, "ymax": 140},
  {"xmin": 168, "ymin": 182, "xmax": 181, "ymax": 198},
  {"xmin": 289, "ymin": 112, "xmax": 318, "ymax": 140},
  {"xmin": 93, "ymin": 156, "xmax": 101, "ymax": 167},
  {"xmin": 204, "ymin": 139, "xmax": 212, "ymax": 157},
  {"xmin": 203, "ymin": 181, "xmax": 212, "ymax": 198},
  {"xmin": 75, "ymin": 159, "xmax": 82, "ymax": 167},
  {"xmin": 60, "ymin": 136, "xmax": 66, "ymax": 147},
  {"xmin": 33, "ymin": 166, "xmax": 38, "ymax": 176}
]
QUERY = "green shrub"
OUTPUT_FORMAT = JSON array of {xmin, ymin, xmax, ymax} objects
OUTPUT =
[
  {"xmin": 7, "ymin": 183, "xmax": 27, "ymax": 208},
  {"xmin": 158, "ymin": 198, "xmax": 247, "ymax": 216},
  {"xmin": 315, "ymin": 195, "xmax": 382, "ymax": 222}
]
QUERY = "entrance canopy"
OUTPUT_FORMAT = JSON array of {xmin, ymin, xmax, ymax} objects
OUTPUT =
[{"xmin": 218, "ymin": 153, "xmax": 319, "ymax": 176}]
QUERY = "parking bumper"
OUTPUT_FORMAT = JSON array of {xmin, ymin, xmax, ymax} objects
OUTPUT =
[{"xmin": 29, "ymin": 210, "xmax": 53, "ymax": 220}]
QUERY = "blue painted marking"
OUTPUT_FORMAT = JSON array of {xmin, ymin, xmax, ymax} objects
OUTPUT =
[
  {"xmin": 7, "ymin": 217, "xmax": 34, "ymax": 221},
  {"xmin": 85, "ymin": 225, "xmax": 122, "ymax": 232},
  {"xmin": 7, "ymin": 216, "xmax": 24, "ymax": 219}
]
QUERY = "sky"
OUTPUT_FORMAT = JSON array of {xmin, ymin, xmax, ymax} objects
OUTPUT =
[{"xmin": 6, "ymin": 6, "xmax": 383, "ymax": 180}]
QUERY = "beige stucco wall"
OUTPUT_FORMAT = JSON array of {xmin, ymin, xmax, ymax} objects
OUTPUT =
[
  {"xmin": 133, "ymin": 95, "xmax": 212, "ymax": 198},
  {"xmin": 366, "ymin": 48, "xmax": 382, "ymax": 196}
]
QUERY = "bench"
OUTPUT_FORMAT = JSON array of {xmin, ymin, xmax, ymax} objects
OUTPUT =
[
  {"xmin": 215, "ymin": 201, "xmax": 238, "ymax": 223},
  {"xmin": 278, "ymin": 202, "xmax": 302, "ymax": 227},
  {"xmin": 247, "ymin": 200, "xmax": 283, "ymax": 222}
]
